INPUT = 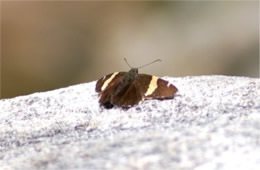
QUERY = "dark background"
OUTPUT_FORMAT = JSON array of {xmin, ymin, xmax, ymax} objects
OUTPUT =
[{"xmin": 1, "ymin": 1, "xmax": 259, "ymax": 99}]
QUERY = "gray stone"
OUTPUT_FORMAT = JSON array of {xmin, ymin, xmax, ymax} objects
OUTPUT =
[{"xmin": 0, "ymin": 76, "xmax": 260, "ymax": 170}]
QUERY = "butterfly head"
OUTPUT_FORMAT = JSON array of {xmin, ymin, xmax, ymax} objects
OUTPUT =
[
  {"xmin": 120, "ymin": 68, "xmax": 138, "ymax": 85},
  {"xmin": 128, "ymin": 68, "xmax": 138, "ymax": 79}
]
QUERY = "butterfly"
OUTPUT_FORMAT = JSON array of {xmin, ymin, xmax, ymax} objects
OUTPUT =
[{"xmin": 95, "ymin": 59, "xmax": 178, "ymax": 109}]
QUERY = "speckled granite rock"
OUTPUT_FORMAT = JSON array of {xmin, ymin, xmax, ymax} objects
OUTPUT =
[{"xmin": 0, "ymin": 76, "xmax": 260, "ymax": 170}]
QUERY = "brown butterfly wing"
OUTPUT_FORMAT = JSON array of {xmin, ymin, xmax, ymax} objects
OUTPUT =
[
  {"xmin": 96, "ymin": 72, "xmax": 126, "ymax": 108},
  {"xmin": 137, "ymin": 74, "xmax": 178, "ymax": 100},
  {"xmin": 95, "ymin": 72, "xmax": 126, "ymax": 92}
]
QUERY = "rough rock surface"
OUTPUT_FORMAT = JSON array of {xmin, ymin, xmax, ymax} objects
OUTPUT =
[{"xmin": 0, "ymin": 76, "xmax": 260, "ymax": 170}]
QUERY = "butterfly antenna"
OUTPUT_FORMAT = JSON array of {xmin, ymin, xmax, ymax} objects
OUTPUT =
[
  {"xmin": 124, "ymin": 58, "xmax": 162, "ymax": 69},
  {"xmin": 137, "ymin": 59, "xmax": 162, "ymax": 69},
  {"xmin": 124, "ymin": 58, "xmax": 133, "ymax": 68}
]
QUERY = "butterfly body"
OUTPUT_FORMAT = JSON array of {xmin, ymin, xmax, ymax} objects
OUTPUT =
[{"xmin": 96, "ymin": 68, "xmax": 178, "ymax": 109}]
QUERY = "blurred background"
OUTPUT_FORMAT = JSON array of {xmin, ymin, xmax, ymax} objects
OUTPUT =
[{"xmin": 1, "ymin": 1, "xmax": 259, "ymax": 99}]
